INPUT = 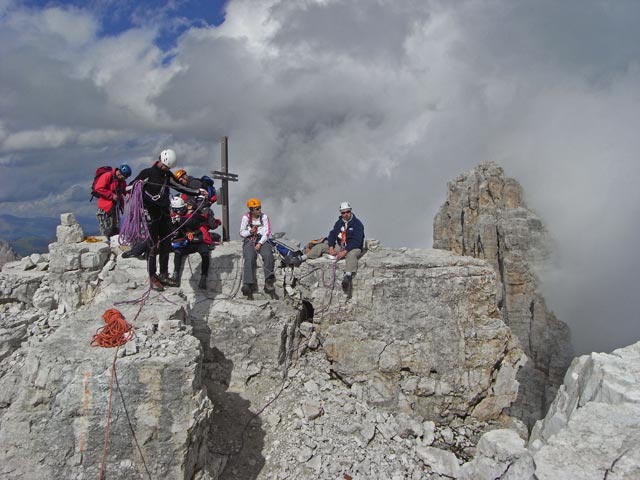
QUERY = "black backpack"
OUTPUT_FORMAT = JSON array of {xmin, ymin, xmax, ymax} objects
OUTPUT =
[{"xmin": 90, "ymin": 166, "xmax": 113, "ymax": 201}]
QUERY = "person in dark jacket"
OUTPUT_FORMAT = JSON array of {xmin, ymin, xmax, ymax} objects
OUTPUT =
[
  {"xmin": 306, "ymin": 201, "xmax": 365, "ymax": 293},
  {"xmin": 128, "ymin": 149, "xmax": 207, "ymax": 291},
  {"xmin": 94, "ymin": 164, "xmax": 131, "ymax": 241},
  {"xmin": 168, "ymin": 196, "xmax": 212, "ymax": 289},
  {"xmin": 174, "ymin": 169, "xmax": 220, "ymax": 233}
]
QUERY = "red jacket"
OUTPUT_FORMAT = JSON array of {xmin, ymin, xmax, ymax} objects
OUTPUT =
[{"xmin": 94, "ymin": 170, "xmax": 126, "ymax": 213}]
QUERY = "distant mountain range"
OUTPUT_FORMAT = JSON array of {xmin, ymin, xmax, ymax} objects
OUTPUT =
[{"xmin": 0, "ymin": 214, "xmax": 98, "ymax": 256}]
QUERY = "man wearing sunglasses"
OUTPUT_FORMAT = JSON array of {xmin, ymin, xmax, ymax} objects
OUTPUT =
[
  {"xmin": 329, "ymin": 201, "xmax": 365, "ymax": 293},
  {"xmin": 305, "ymin": 201, "xmax": 365, "ymax": 294}
]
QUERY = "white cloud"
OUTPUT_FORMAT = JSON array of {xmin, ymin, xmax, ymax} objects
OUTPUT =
[{"xmin": 1, "ymin": 0, "xmax": 640, "ymax": 354}]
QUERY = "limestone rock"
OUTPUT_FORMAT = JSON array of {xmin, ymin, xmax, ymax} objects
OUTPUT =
[
  {"xmin": 0, "ymin": 288, "xmax": 221, "ymax": 480},
  {"xmin": 0, "ymin": 240, "xmax": 20, "ymax": 271},
  {"xmin": 529, "ymin": 342, "xmax": 640, "ymax": 479},
  {"xmin": 433, "ymin": 161, "xmax": 573, "ymax": 428},
  {"xmin": 297, "ymin": 247, "xmax": 525, "ymax": 424},
  {"xmin": 461, "ymin": 341, "xmax": 640, "ymax": 480},
  {"xmin": 459, "ymin": 429, "xmax": 534, "ymax": 479}
]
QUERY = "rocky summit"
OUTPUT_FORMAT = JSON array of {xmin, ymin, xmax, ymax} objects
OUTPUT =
[{"xmin": 0, "ymin": 165, "xmax": 637, "ymax": 479}]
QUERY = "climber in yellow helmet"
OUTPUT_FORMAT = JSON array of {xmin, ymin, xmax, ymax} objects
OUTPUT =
[{"xmin": 239, "ymin": 198, "xmax": 276, "ymax": 298}]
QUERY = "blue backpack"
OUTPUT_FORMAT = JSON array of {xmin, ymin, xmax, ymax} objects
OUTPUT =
[
  {"xmin": 268, "ymin": 238, "xmax": 304, "ymax": 267},
  {"xmin": 200, "ymin": 175, "xmax": 217, "ymax": 202}
]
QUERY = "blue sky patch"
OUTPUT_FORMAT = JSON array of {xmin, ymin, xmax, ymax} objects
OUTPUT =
[{"xmin": 21, "ymin": 0, "xmax": 228, "ymax": 50}]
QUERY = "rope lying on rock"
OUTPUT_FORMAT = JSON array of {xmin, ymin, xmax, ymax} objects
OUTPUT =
[
  {"xmin": 90, "ymin": 309, "xmax": 151, "ymax": 480},
  {"xmin": 90, "ymin": 308, "xmax": 134, "ymax": 348}
]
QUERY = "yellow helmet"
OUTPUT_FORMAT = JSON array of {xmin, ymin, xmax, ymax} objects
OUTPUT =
[
  {"xmin": 247, "ymin": 198, "xmax": 261, "ymax": 209},
  {"xmin": 175, "ymin": 169, "xmax": 187, "ymax": 180}
]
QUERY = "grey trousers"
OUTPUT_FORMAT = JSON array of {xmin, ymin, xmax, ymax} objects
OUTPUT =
[
  {"xmin": 307, "ymin": 242, "xmax": 362, "ymax": 274},
  {"xmin": 243, "ymin": 237, "xmax": 275, "ymax": 285},
  {"xmin": 97, "ymin": 208, "xmax": 119, "ymax": 237}
]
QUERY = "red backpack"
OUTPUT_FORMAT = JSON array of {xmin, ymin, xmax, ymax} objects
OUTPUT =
[{"xmin": 90, "ymin": 166, "xmax": 113, "ymax": 201}]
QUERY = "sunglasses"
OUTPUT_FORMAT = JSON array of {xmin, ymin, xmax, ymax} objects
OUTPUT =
[
  {"xmin": 250, "ymin": 207, "xmax": 261, "ymax": 211},
  {"xmin": 340, "ymin": 210, "xmax": 351, "ymax": 214}
]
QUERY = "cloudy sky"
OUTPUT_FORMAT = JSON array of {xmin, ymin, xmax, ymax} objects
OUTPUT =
[{"xmin": 1, "ymin": 0, "xmax": 639, "ymax": 355}]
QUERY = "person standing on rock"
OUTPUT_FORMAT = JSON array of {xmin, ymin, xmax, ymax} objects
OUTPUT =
[
  {"xmin": 239, "ymin": 198, "xmax": 276, "ymax": 297},
  {"xmin": 94, "ymin": 164, "xmax": 132, "ymax": 242},
  {"xmin": 128, "ymin": 149, "xmax": 208, "ymax": 291},
  {"xmin": 306, "ymin": 201, "xmax": 365, "ymax": 293}
]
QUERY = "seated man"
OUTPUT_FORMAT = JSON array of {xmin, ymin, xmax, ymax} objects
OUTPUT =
[
  {"xmin": 239, "ymin": 197, "xmax": 276, "ymax": 296},
  {"xmin": 168, "ymin": 196, "xmax": 212, "ymax": 289},
  {"xmin": 306, "ymin": 201, "xmax": 365, "ymax": 293}
]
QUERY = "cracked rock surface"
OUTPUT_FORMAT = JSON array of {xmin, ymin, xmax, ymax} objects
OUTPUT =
[{"xmin": 433, "ymin": 161, "xmax": 573, "ymax": 428}]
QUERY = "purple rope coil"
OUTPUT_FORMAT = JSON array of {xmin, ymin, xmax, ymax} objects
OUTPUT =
[{"xmin": 119, "ymin": 181, "xmax": 149, "ymax": 247}]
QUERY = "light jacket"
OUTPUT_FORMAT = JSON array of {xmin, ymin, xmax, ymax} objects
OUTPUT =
[
  {"xmin": 327, "ymin": 213, "xmax": 365, "ymax": 251},
  {"xmin": 239, "ymin": 212, "xmax": 271, "ymax": 245}
]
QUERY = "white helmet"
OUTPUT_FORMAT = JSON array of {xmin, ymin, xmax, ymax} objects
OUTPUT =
[
  {"xmin": 170, "ymin": 196, "xmax": 186, "ymax": 210},
  {"xmin": 160, "ymin": 149, "xmax": 177, "ymax": 168},
  {"xmin": 339, "ymin": 201, "xmax": 352, "ymax": 212}
]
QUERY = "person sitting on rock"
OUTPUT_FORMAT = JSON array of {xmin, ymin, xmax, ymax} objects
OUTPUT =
[
  {"xmin": 168, "ymin": 196, "xmax": 212, "ymax": 289},
  {"xmin": 174, "ymin": 169, "xmax": 221, "ymax": 238},
  {"xmin": 239, "ymin": 198, "xmax": 276, "ymax": 297},
  {"xmin": 305, "ymin": 201, "xmax": 365, "ymax": 293}
]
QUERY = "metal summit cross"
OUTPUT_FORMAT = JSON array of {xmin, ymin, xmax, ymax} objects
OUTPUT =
[{"xmin": 212, "ymin": 136, "xmax": 238, "ymax": 242}]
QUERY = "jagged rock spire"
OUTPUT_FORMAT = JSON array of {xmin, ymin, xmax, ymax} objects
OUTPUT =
[{"xmin": 433, "ymin": 161, "xmax": 573, "ymax": 428}]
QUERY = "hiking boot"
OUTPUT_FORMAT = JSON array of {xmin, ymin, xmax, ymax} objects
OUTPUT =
[
  {"xmin": 150, "ymin": 275, "xmax": 165, "ymax": 292},
  {"xmin": 341, "ymin": 275, "xmax": 352, "ymax": 294},
  {"xmin": 241, "ymin": 284, "xmax": 252, "ymax": 297},
  {"xmin": 121, "ymin": 249, "xmax": 135, "ymax": 259},
  {"xmin": 198, "ymin": 275, "xmax": 207, "ymax": 290},
  {"xmin": 264, "ymin": 276, "xmax": 276, "ymax": 293},
  {"xmin": 158, "ymin": 273, "xmax": 178, "ymax": 287}
]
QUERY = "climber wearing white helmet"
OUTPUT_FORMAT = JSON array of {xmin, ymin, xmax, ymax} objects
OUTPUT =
[
  {"xmin": 303, "ymin": 201, "xmax": 365, "ymax": 294},
  {"xmin": 128, "ymin": 148, "xmax": 209, "ymax": 291}
]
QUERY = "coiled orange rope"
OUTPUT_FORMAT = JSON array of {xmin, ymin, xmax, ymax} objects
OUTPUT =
[
  {"xmin": 90, "ymin": 309, "xmax": 136, "ymax": 480},
  {"xmin": 90, "ymin": 308, "xmax": 134, "ymax": 348}
]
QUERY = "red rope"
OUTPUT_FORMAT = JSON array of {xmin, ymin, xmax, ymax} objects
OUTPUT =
[
  {"xmin": 91, "ymin": 308, "xmax": 134, "ymax": 348},
  {"xmin": 98, "ymin": 348, "xmax": 119, "ymax": 480},
  {"xmin": 90, "ymin": 309, "xmax": 134, "ymax": 480}
]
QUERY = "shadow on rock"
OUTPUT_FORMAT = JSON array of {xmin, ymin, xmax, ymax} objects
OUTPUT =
[
  {"xmin": 205, "ymin": 346, "xmax": 265, "ymax": 480},
  {"xmin": 189, "ymin": 305, "xmax": 265, "ymax": 480}
]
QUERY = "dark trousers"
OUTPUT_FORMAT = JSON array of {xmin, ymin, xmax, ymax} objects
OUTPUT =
[
  {"xmin": 146, "ymin": 207, "xmax": 172, "ymax": 277},
  {"xmin": 173, "ymin": 243, "xmax": 210, "ymax": 280}
]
